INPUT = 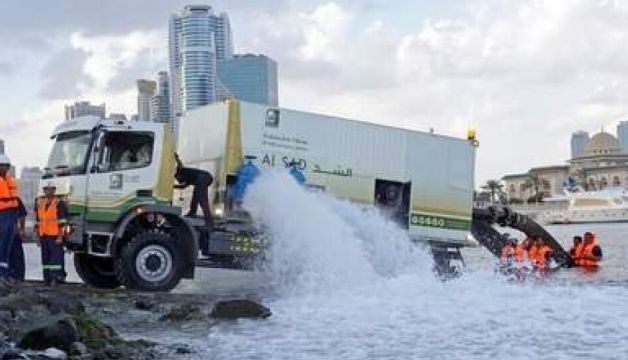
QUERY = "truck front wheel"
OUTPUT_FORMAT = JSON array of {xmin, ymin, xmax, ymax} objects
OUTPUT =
[
  {"xmin": 74, "ymin": 254, "xmax": 121, "ymax": 289},
  {"xmin": 116, "ymin": 230, "xmax": 184, "ymax": 292}
]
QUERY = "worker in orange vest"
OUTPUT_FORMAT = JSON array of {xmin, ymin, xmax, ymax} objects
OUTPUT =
[
  {"xmin": 526, "ymin": 237, "xmax": 539, "ymax": 268},
  {"xmin": 579, "ymin": 232, "xmax": 603, "ymax": 269},
  {"xmin": 34, "ymin": 182, "xmax": 69, "ymax": 285},
  {"xmin": 513, "ymin": 239, "xmax": 526, "ymax": 267},
  {"xmin": 0, "ymin": 154, "xmax": 19, "ymax": 281},
  {"xmin": 534, "ymin": 237, "xmax": 554, "ymax": 271},
  {"xmin": 569, "ymin": 236, "xmax": 584, "ymax": 266}
]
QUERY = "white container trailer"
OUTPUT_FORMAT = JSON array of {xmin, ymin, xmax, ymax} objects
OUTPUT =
[{"xmin": 177, "ymin": 100, "xmax": 477, "ymax": 248}]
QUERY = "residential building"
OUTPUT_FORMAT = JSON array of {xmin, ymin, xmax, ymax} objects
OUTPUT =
[
  {"xmin": 19, "ymin": 167, "xmax": 43, "ymax": 208},
  {"xmin": 64, "ymin": 101, "xmax": 106, "ymax": 121},
  {"xmin": 217, "ymin": 54, "xmax": 278, "ymax": 106},
  {"xmin": 151, "ymin": 71, "xmax": 171, "ymax": 123},
  {"xmin": 137, "ymin": 79, "xmax": 156, "ymax": 122},
  {"xmin": 169, "ymin": 5, "xmax": 233, "ymax": 117},
  {"xmin": 617, "ymin": 121, "xmax": 628, "ymax": 153},
  {"xmin": 570, "ymin": 131, "xmax": 589, "ymax": 159}
]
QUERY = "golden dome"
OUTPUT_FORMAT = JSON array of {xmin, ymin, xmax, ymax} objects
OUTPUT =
[{"xmin": 585, "ymin": 132, "xmax": 620, "ymax": 156}]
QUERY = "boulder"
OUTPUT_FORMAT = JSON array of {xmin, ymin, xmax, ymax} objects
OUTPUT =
[
  {"xmin": 159, "ymin": 304, "xmax": 206, "ymax": 322},
  {"xmin": 69, "ymin": 342, "xmax": 88, "ymax": 357},
  {"xmin": 41, "ymin": 347, "xmax": 67, "ymax": 359},
  {"xmin": 210, "ymin": 300, "xmax": 271, "ymax": 319},
  {"xmin": 18, "ymin": 316, "xmax": 77, "ymax": 352}
]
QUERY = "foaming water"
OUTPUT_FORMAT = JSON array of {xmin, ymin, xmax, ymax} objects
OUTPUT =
[
  {"xmin": 242, "ymin": 170, "xmax": 433, "ymax": 296},
  {"xmin": 200, "ymin": 171, "xmax": 628, "ymax": 360}
]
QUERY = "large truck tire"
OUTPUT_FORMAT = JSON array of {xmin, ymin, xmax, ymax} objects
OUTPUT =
[
  {"xmin": 74, "ymin": 254, "xmax": 121, "ymax": 289},
  {"xmin": 116, "ymin": 230, "xmax": 184, "ymax": 292}
]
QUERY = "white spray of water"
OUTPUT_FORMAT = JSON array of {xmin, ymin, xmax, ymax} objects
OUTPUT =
[
  {"xmin": 243, "ymin": 170, "xmax": 433, "ymax": 296},
  {"xmin": 197, "ymin": 170, "xmax": 628, "ymax": 360}
]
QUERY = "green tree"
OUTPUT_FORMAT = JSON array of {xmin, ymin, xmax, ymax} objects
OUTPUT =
[{"xmin": 481, "ymin": 179, "xmax": 504, "ymax": 205}]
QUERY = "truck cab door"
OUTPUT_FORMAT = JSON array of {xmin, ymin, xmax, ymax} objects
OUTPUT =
[{"xmin": 86, "ymin": 130, "xmax": 158, "ymax": 224}]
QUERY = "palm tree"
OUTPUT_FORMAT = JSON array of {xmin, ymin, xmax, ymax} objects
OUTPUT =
[
  {"xmin": 481, "ymin": 179, "xmax": 504, "ymax": 205},
  {"xmin": 523, "ymin": 173, "xmax": 541, "ymax": 204}
]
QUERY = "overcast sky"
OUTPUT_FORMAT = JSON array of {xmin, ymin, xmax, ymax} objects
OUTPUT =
[{"xmin": 2, "ymin": 0, "xmax": 628, "ymax": 185}]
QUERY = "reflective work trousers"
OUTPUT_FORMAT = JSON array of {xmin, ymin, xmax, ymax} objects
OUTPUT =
[{"xmin": 40, "ymin": 236, "xmax": 65, "ymax": 283}]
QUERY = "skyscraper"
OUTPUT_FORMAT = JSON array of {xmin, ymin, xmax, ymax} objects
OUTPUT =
[
  {"xmin": 0, "ymin": 139, "xmax": 4, "ymax": 155},
  {"xmin": 169, "ymin": 5, "xmax": 233, "ymax": 118},
  {"xmin": 617, "ymin": 121, "xmax": 628, "ymax": 153},
  {"xmin": 571, "ymin": 131, "xmax": 589, "ymax": 159},
  {"xmin": 65, "ymin": 101, "xmax": 106, "ymax": 121},
  {"xmin": 151, "ymin": 71, "xmax": 171, "ymax": 123},
  {"xmin": 19, "ymin": 167, "xmax": 43, "ymax": 210},
  {"xmin": 137, "ymin": 79, "xmax": 156, "ymax": 122},
  {"xmin": 217, "ymin": 54, "xmax": 278, "ymax": 106}
]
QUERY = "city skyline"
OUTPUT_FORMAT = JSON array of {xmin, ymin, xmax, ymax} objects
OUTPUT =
[{"xmin": 4, "ymin": 1, "xmax": 628, "ymax": 185}]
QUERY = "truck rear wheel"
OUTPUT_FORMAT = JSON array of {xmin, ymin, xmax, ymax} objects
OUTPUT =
[
  {"xmin": 74, "ymin": 254, "xmax": 121, "ymax": 289},
  {"xmin": 116, "ymin": 230, "xmax": 183, "ymax": 292}
]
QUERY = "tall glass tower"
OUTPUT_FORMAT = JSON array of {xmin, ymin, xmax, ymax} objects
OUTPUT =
[
  {"xmin": 169, "ymin": 5, "xmax": 233, "ymax": 118},
  {"xmin": 617, "ymin": 121, "xmax": 628, "ymax": 153},
  {"xmin": 217, "ymin": 54, "xmax": 278, "ymax": 106},
  {"xmin": 570, "ymin": 131, "xmax": 589, "ymax": 159}
]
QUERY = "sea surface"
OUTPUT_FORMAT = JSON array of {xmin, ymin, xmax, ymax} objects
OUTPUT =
[{"xmin": 22, "ymin": 172, "xmax": 628, "ymax": 359}]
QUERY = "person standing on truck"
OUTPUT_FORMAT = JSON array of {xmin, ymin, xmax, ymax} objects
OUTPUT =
[
  {"xmin": 34, "ymin": 182, "xmax": 69, "ymax": 285},
  {"xmin": 9, "ymin": 197, "xmax": 27, "ymax": 282},
  {"xmin": 0, "ymin": 154, "xmax": 19, "ymax": 282},
  {"xmin": 174, "ymin": 153, "xmax": 214, "ymax": 230}
]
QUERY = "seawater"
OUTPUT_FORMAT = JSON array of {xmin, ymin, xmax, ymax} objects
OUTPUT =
[
  {"xmin": 24, "ymin": 170, "xmax": 628, "ymax": 359},
  {"xmin": 203, "ymin": 171, "xmax": 628, "ymax": 360}
]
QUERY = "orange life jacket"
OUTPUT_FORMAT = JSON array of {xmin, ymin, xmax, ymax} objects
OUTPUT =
[
  {"xmin": 571, "ymin": 243, "xmax": 585, "ymax": 266},
  {"xmin": 37, "ymin": 197, "xmax": 61, "ymax": 237},
  {"xmin": 527, "ymin": 245, "xmax": 539, "ymax": 266},
  {"xmin": 0, "ymin": 175, "xmax": 18, "ymax": 211},
  {"xmin": 579, "ymin": 240, "xmax": 600, "ymax": 268},
  {"xmin": 501, "ymin": 244, "xmax": 515, "ymax": 263},
  {"xmin": 514, "ymin": 245, "xmax": 526, "ymax": 262},
  {"xmin": 535, "ymin": 245, "xmax": 553, "ymax": 270}
]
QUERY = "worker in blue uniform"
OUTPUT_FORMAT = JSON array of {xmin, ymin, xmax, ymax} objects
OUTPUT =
[
  {"xmin": 9, "ymin": 197, "xmax": 27, "ymax": 282},
  {"xmin": 0, "ymin": 154, "xmax": 19, "ymax": 281}
]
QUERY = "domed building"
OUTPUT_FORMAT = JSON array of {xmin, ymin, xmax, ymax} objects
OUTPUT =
[
  {"xmin": 569, "ymin": 131, "xmax": 628, "ymax": 190},
  {"xmin": 502, "ymin": 130, "xmax": 628, "ymax": 204}
]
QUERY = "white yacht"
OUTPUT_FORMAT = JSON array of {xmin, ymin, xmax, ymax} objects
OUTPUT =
[{"xmin": 539, "ymin": 187, "xmax": 628, "ymax": 224}]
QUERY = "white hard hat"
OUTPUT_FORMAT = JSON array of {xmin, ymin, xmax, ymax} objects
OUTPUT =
[{"xmin": 0, "ymin": 154, "xmax": 10, "ymax": 165}]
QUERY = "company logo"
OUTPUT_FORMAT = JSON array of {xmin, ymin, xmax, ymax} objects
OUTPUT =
[
  {"xmin": 265, "ymin": 108, "xmax": 280, "ymax": 128},
  {"xmin": 109, "ymin": 174, "xmax": 123, "ymax": 190}
]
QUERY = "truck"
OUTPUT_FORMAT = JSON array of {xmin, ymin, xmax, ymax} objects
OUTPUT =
[{"xmin": 41, "ymin": 100, "xmax": 477, "ymax": 291}]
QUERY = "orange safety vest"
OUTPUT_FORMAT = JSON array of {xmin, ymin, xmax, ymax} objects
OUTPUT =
[
  {"xmin": 535, "ymin": 245, "xmax": 553, "ymax": 270},
  {"xmin": 0, "ymin": 175, "xmax": 18, "ymax": 211},
  {"xmin": 571, "ymin": 243, "xmax": 585, "ymax": 266},
  {"xmin": 37, "ymin": 197, "xmax": 61, "ymax": 237},
  {"xmin": 579, "ymin": 240, "xmax": 600, "ymax": 268},
  {"xmin": 501, "ymin": 244, "xmax": 515, "ymax": 263}
]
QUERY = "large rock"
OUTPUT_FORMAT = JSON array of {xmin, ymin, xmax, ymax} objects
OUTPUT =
[
  {"xmin": 159, "ymin": 304, "xmax": 207, "ymax": 322},
  {"xmin": 210, "ymin": 300, "xmax": 271, "ymax": 319},
  {"xmin": 18, "ymin": 316, "xmax": 77, "ymax": 352}
]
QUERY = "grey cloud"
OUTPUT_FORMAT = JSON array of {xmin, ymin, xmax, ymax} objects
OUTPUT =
[
  {"xmin": 39, "ymin": 47, "xmax": 93, "ymax": 99},
  {"xmin": 0, "ymin": 61, "xmax": 13, "ymax": 75},
  {"xmin": 0, "ymin": 0, "xmax": 289, "ymax": 38}
]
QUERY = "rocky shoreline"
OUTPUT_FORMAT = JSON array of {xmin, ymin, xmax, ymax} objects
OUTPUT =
[{"xmin": 0, "ymin": 281, "xmax": 271, "ymax": 359}]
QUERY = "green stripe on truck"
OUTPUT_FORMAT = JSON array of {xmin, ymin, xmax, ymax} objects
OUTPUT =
[{"xmin": 410, "ymin": 212, "xmax": 471, "ymax": 231}]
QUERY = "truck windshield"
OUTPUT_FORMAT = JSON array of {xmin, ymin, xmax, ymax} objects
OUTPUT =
[{"xmin": 44, "ymin": 131, "xmax": 93, "ymax": 178}]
